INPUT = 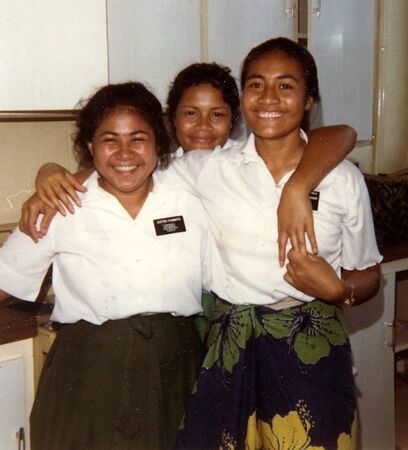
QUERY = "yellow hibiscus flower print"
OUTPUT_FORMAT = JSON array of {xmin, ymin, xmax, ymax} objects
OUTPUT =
[
  {"xmin": 336, "ymin": 413, "xmax": 357, "ymax": 450},
  {"xmin": 244, "ymin": 401, "xmax": 325, "ymax": 450},
  {"xmin": 243, "ymin": 407, "xmax": 356, "ymax": 450}
]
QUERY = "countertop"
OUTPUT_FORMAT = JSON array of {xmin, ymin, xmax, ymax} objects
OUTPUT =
[
  {"xmin": 0, "ymin": 299, "xmax": 53, "ymax": 346},
  {"xmin": 381, "ymin": 242, "xmax": 408, "ymax": 264},
  {"xmin": 0, "ymin": 301, "xmax": 37, "ymax": 345}
]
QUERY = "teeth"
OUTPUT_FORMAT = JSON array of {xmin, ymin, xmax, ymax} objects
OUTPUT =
[
  {"xmin": 114, "ymin": 165, "xmax": 137, "ymax": 172},
  {"xmin": 258, "ymin": 111, "xmax": 283, "ymax": 118}
]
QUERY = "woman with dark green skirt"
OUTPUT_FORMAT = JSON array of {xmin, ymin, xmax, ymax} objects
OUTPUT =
[{"xmin": 0, "ymin": 82, "xmax": 209, "ymax": 450}]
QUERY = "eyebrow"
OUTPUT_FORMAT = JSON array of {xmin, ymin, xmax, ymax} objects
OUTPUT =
[
  {"xmin": 98, "ymin": 130, "xmax": 150, "ymax": 137},
  {"xmin": 246, "ymin": 73, "xmax": 301, "ymax": 84},
  {"xmin": 180, "ymin": 104, "xmax": 229, "ymax": 109}
]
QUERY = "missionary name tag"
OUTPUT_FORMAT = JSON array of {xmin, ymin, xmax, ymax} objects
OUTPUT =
[
  {"xmin": 309, "ymin": 190, "xmax": 320, "ymax": 211},
  {"xmin": 154, "ymin": 215, "xmax": 186, "ymax": 236}
]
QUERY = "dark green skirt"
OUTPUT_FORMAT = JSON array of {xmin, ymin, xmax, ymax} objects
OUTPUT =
[
  {"xmin": 177, "ymin": 298, "xmax": 357, "ymax": 450},
  {"xmin": 31, "ymin": 314, "xmax": 205, "ymax": 450}
]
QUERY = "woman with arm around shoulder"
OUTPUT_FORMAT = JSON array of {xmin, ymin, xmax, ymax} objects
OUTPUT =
[{"xmin": 175, "ymin": 37, "xmax": 381, "ymax": 450}]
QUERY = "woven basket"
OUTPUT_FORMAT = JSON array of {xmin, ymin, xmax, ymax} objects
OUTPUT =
[{"xmin": 364, "ymin": 168, "xmax": 408, "ymax": 248}]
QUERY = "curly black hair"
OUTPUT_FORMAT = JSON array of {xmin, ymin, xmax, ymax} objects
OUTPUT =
[{"xmin": 73, "ymin": 82, "xmax": 171, "ymax": 168}]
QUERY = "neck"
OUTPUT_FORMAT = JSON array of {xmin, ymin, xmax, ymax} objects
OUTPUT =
[
  {"xmin": 255, "ymin": 130, "xmax": 305, "ymax": 183},
  {"xmin": 98, "ymin": 176, "xmax": 153, "ymax": 219}
]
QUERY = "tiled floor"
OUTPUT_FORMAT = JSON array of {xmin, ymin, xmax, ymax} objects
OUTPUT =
[{"xmin": 396, "ymin": 375, "xmax": 408, "ymax": 449}]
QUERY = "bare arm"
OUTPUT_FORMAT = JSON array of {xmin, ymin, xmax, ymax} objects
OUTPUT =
[
  {"xmin": 19, "ymin": 194, "xmax": 57, "ymax": 242},
  {"xmin": 36, "ymin": 163, "xmax": 94, "ymax": 213},
  {"xmin": 0, "ymin": 289, "xmax": 10, "ymax": 302},
  {"xmin": 19, "ymin": 163, "xmax": 93, "ymax": 242},
  {"xmin": 278, "ymin": 125, "xmax": 357, "ymax": 266},
  {"xmin": 284, "ymin": 249, "xmax": 380, "ymax": 306}
]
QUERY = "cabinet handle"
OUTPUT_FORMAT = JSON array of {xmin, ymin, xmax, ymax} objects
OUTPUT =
[
  {"xmin": 310, "ymin": 0, "xmax": 321, "ymax": 17},
  {"xmin": 284, "ymin": 0, "xmax": 297, "ymax": 17},
  {"xmin": 384, "ymin": 321, "xmax": 395, "ymax": 348},
  {"xmin": 17, "ymin": 427, "xmax": 26, "ymax": 450}
]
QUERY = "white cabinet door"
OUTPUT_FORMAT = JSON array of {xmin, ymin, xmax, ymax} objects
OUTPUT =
[
  {"xmin": 0, "ymin": 358, "xmax": 27, "ymax": 449},
  {"xmin": 308, "ymin": 0, "xmax": 376, "ymax": 140},
  {"xmin": 345, "ymin": 267, "xmax": 396, "ymax": 449},
  {"xmin": 0, "ymin": 339, "xmax": 34, "ymax": 450},
  {"xmin": 107, "ymin": 0, "xmax": 201, "ymax": 106},
  {"xmin": 0, "ymin": 0, "xmax": 108, "ymax": 110},
  {"xmin": 207, "ymin": 0, "xmax": 296, "ymax": 82}
]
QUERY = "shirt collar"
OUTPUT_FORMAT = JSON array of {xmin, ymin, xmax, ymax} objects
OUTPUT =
[
  {"xmin": 239, "ymin": 130, "xmax": 308, "ymax": 163},
  {"xmin": 172, "ymin": 138, "xmax": 236, "ymax": 159}
]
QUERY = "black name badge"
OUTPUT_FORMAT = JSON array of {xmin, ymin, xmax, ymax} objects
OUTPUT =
[
  {"xmin": 309, "ymin": 190, "xmax": 320, "ymax": 211},
  {"xmin": 154, "ymin": 215, "xmax": 186, "ymax": 236}
]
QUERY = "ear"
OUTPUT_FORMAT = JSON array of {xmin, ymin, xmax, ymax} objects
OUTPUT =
[
  {"xmin": 87, "ymin": 141, "xmax": 94, "ymax": 156},
  {"xmin": 304, "ymin": 96, "xmax": 313, "ymax": 112}
]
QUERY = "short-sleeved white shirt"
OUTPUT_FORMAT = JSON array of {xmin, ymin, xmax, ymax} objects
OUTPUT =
[
  {"xmin": 170, "ymin": 133, "xmax": 383, "ymax": 305},
  {"xmin": 0, "ymin": 170, "xmax": 211, "ymax": 324}
]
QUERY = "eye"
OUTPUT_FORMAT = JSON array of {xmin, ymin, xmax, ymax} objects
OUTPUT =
[
  {"xmin": 212, "ymin": 111, "xmax": 226, "ymax": 118},
  {"xmin": 250, "ymin": 81, "xmax": 263, "ymax": 89},
  {"xmin": 101, "ymin": 137, "xmax": 117, "ymax": 144},
  {"xmin": 184, "ymin": 109, "xmax": 197, "ymax": 117},
  {"xmin": 279, "ymin": 82, "xmax": 294, "ymax": 90},
  {"xmin": 129, "ymin": 136, "xmax": 148, "ymax": 145}
]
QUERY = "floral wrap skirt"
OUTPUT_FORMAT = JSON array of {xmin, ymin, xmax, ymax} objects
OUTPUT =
[{"xmin": 176, "ymin": 297, "xmax": 357, "ymax": 450}]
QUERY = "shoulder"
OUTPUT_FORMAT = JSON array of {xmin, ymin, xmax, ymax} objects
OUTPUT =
[{"xmin": 319, "ymin": 159, "xmax": 365, "ymax": 189}]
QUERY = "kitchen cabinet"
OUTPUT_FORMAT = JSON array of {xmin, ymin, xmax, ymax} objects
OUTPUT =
[
  {"xmin": 308, "ymin": 0, "xmax": 376, "ymax": 141},
  {"xmin": 33, "ymin": 325, "xmax": 57, "ymax": 391},
  {"xmin": 0, "ymin": 339, "xmax": 35, "ymax": 450},
  {"xmin": 106, "ymin": 0, "xmax": 296, "ymax": 106},
  {"xmin": 106, "ymin": 0, "xmax": 377, "ymax": 141},
  {"xmin": 107, "ymin": 0, "xmax": 201, "ymax": 106},
  {"xmin": 0, "ymin": 0, "xmax": 108, "ymax": 111},
  {"xmin": 344, "ymin": 247, "xmax": 408, "ymax": 449},
  {"xmin": 206, "ymin": 0, "xmax": 296, "ymax": 84}
]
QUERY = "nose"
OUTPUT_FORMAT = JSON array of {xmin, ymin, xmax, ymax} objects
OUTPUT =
[
  {"xmin": 195, "ymin": 113, "xmax": 212, "ymax": 130},
  {"xmin": 116, "ymin": 140, "xmax": 134, "ymax": 159},
  {"xmin": 260, "ymin": 85, "xmax": 279, "ymax": 105}
]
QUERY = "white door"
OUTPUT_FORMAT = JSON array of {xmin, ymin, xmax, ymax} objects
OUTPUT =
[{"xmin": 308, "ymin": 0, "xmax": 376, "ymax": 140}]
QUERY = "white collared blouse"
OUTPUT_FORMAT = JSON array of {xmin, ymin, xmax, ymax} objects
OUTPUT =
[
  {"xmin": 0, "ymin": 170, "xmax": 211, "ymax": 324},
  {"xmin": 170, "ymin": 133, "xmax": 382, "ymax": 305}
]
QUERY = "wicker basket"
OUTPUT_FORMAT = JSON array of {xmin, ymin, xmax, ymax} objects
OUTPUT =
[{"xmin": 364, "ymin": 168, "xmax": 408, "ymax": 248}]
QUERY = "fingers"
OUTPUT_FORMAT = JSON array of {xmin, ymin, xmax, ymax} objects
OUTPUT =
[
  {"xmin": 19, "ymin": 205, "xmax": 38, "ymax": 243},
  {"xmin": 306, "ymin": 223, "xmax": 318, "ymax": 255},
  {"xmin": 293, "ymin": 227, "xmax": 307, "ymax": 255},
  {"xmin": 39, "ymin": 208, "xmax": 57, "ymax": 235},
  {"xmin": 278, "ymin": 231, "xmax": 289, "ymax": 267},
  {"xmin": 283, "ymin": 271, "xmax": 294, "ymax": 286},
  {"xmin": 36, "ymin": 173, "xmax": 83, "ymax": 214},
  {"xmin": 38, "ymin": 180, "xmax": 77, "ymax": 215},
  {"xmin": 19, "ymin": 196, "xmax": 45, "ymax": 243},
  {"xmin": 66, "ymin": 172, "xmax": 87, "ymax": 196}
]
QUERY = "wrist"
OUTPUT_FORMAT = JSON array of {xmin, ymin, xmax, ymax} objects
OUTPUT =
[
  {"xmin": 285, "ymin": 163, "xmax": 318, "ymax": 192},
  {"xmin": 283, "ymin": 178, "xmax": 311, "ymax": 196},
  {"xmin": 337, "ymin": 281, "xmax": 355, "ymax": 308}
]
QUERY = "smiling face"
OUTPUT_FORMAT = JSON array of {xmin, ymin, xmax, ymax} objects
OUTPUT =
[
  {"xmin": 88, "ymin": 107, "xmax": 158, "ymax": 201},
  {"xmin": 174, "ymin": 83, "xmax": 232, "ymax": 151},
  {"xmin": 242, "ymin": 51, "xmax": 313, "ymax": 143}
]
